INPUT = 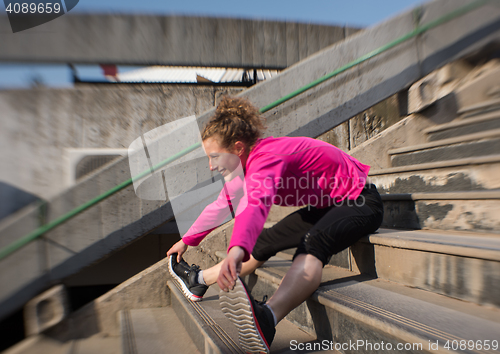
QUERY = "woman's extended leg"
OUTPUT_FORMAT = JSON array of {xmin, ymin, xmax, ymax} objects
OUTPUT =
[{"xmin": 266, "ymin": 253, "xmax": 322, "ymax": 322}]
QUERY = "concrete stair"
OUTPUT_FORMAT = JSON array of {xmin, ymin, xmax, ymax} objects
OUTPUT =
[
  {"xmin": 120, "ymin": 306, "xmax": 200, "ymax": 354},
  {"xmin": 2, "ymin": 332, "xmax": 121, "ymax": 354},
  {"xmin": 389, "ymin": 129, "xmax": 500, "ymax": 167},
  {"xmin": 458, "ymin": 98, "xmax": 500, "ymax": 117},
  {"xmin": 119, "ymin": 281, "xmax": 329, "ymax": 354},
  {"xmin": 369, "ymin": 101, "xmax": 500, "ymax": 233},
  {"xmin": 346, "ymin": 228, "xmax": 500, "ymax": 307},
  {"xmin": 424, "ymin": 110, "xmax": 500, "ymax": 142},
  {"xmin": 238, "ymin": 253, "xmax": 500, "ymax": 354}
]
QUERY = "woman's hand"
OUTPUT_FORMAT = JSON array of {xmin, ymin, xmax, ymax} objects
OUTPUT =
[
  {"xmin": 218, "ymin": 246, "xmax": 245, "ymax": 292},
  {"xmin": 166, "ymin": 239, "xmax": 188, "ymax": 262}
]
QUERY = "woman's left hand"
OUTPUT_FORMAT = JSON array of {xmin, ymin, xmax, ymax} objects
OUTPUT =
[{"xmin": 218, "ymin": 246, "xmax": 245, "ymax": 292}]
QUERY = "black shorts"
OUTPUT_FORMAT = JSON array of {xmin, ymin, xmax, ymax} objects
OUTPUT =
[{"xmin": 251, "ymin": 184, "xmax": 384, "ymax": 266}]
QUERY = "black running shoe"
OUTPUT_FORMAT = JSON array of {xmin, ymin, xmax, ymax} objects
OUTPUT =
[
  {"xmin": 168, "ymin": 254, "xmax": 208, "ymax": 302},
  {"xmin": 219, "ymin": 277, "xmax": 276, "ymax": 353}
]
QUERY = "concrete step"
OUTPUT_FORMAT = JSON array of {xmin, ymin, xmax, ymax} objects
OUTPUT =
[
  {"xmin": 380, "ymin": 190, "xmax": 500, "ymax": 233},
  {"xmin": 424, "ymin": 110, "xmax": 500, "ymax": 142},
  {"xmin": 388, "ymin": 129, "xmax": 500, "ymax": 167},
  {"xmin": 166, "ymin": 281, "xmax": 330, "ymax": 354},
  {"xmin": 245, "ymin": 254, "xmax": 500, "ymax": 354},
  {"xmin": 167, "ymin": 281, "xmax": 240, "ymax": 354},
  {"xmin": 369, "ymin": 154, "xmax": 500, "ymax": 194},
  {"xmin": 1, "ymin": 333, "xmax": 121, "ymax": 354},
  {"xmin": 119, "ymin": 307, "xmax": 200, "ymax": 354},
  {"xmin": 349, "ymin": 228, "xmax": 500, "ymax": 308},
  {"xmin": 458, "ymin": 98, "xmax": 500, "ymax": 118}
]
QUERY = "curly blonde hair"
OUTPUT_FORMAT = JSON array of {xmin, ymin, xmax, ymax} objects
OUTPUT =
[{"xmin": 202, "ymin": 96, "xmax": 266, "ymax": 150}]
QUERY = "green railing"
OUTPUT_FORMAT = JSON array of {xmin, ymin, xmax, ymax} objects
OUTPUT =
[{"xmin": 0, "ymin": 0, "xmax": 490, "ymax": 262}]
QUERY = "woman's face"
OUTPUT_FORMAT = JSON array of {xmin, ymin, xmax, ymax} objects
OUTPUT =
[{"xmin": 202, "ymin": 137, "xmax": 242, "ymax": 179}]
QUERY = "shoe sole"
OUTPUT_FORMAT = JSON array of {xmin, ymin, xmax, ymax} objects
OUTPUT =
[
  {"xmin": 219, "ymin": 277, "xmax": 270, "ymax": 354},
  {"xmin": 167, "ymin": 256, "xmax": 203, "ymax": 302}
]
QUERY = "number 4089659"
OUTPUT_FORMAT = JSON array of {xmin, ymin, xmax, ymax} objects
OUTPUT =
[
  {"xmin": 5, "ymin": 2, "xmax": 61, "ymax": 14},
  {"xmin": 443, "ymin": 340, "xmax": 498, "ymax": 351}
]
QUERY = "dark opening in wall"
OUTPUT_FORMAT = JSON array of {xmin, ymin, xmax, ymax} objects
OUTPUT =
[
  {"xmin": 0, "ymin": 308, "xmax": 24, "ymax": 352},
  {"xmin": 66, "ymin": 284, "xmax": 118, "ymax": 313}
]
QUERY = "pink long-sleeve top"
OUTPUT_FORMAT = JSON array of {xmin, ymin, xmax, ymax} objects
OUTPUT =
[{"xmin": 181, "ymin": 136, "xmax": 370, "ymax": 262}]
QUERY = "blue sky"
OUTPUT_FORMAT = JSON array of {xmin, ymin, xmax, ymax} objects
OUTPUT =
[
  {"xmin": 0, "ymin": 0, "xmax": 425, "ymax": 89},
  {"xmin": 68, "ymin": 0, "xmax": 424, "ymax": 28}
]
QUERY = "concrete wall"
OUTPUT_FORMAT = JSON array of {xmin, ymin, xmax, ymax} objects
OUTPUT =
[
  {"xmin": 0, "ymin": 182, "xmax": 40, "ymax": 221},
  {"xmin": 0, "ymin": 85, "xmax": 244, "ymax": 203},
  {"xmin": 0, "ymin": 14, "xmax": 361, "ymax": 68},
  {"xmin": 316, "ymin": 93, "xmax": 406, "ymax": 152},
  {"xmin": 0, "ymin": 86, "xmax": 404, "ymax": 221}
]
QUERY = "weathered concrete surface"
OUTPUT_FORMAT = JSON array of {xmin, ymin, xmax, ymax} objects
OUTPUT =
[
  {"xmin": 119, "ymin": 307, "xmax": 200, "ymax": 354},
  {"xmin": 23, "ymin": 285, "xmax": 68, "ymax": 336},
  {"xmin": 45, "ymin": 257, "xmax": 172, "ymax": 340},
  {"xmin": 3, "ymin": 259, "xmax": 172, "ymax": 353},
  {"xmin": 390, "ymin": 130, "xmax": 500, "ymax": 166},
  {"xmin": 3, "ymin": 260, "xmax": 170, "ymax": 353},
  {"xmin": 168, "ymin": 282, "xmax": 234, "ymax": 354},
  {"xmin": 408, "ymin": 60, "xmax": 472, "ymax": 114},
  {"xmin": 62, "ymin": 233, "xmax": 178, "ymax": 287},
  {"xmin": 0, "ymin": 182, "xmax": 40, "ymax": 222},
  {"xmin": 0, "ymin": 153, "xmax": 173, "ymax": 321},
  {"xmin": 417, "ymin": 198, "xmax": 500, "ymax": 233},
  {"xmin": 2, "ymin": 333, "xmax": 121, "ymax": 354},
  {"xmin": 380, "ymin": 192, "xmax": 500, "ymax": 233},
  {"xmin": 459, "ymin": 97, "xmax": 500, "ymax": 117},
  {"xmin": 425, "ymin": 110, "xmax": 500, "ymax": 141},
  {"xmin": 348, "ymin": 94, "xmax": 406, "ymax": 150},
  {"xmin": 370, "ymin": 158, "xmax": 500, "ymax": 194},
  {"xmin": 315, "ymin": 121, "xmax": 351, "ymax": 152},
  {"xmin": 0, "ymin": 202, "xmax": 41, "ymax": 250},
  {"xmin": 351, "ymin": 228, "xmax": 500, "ymax": 307},
  {"xmin": 0, "ymin": 14, "xmax": 359, "ymax": 67},
  {"xmin": 0, "ymin": 85, "xmax": 244, "ymax": 203},
  {"xmin": 455, "ymin": 59, "xmax": 500, "ymax": 109},
  {"xmin": 349, "ymin": 114, "xmax": 435, "ymax": 170},
  {"xmin": 316, "ymin": 93, "xmax": 405, "ymax": 152},
  {"xmin": 350, "ymin": 87, "xmax": 481, "ymax": 171}
]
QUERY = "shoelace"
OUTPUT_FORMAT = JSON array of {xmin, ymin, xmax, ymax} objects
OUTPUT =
[
  {"xmin": 190, "ymin": 264, "xmax": 200, "ymax": 271},
  {"xmin": 256, "ymin": 295, "xmax": 268, "ymax": 306}
]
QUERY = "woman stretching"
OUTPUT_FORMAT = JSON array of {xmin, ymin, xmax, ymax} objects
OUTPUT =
[{"xmin": 167, "ymin": 96, "xmax": 384, "ymax": 353}]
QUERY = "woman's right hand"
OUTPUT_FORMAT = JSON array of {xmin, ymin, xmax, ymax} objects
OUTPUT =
[{"xmin": 166, "ymin": 239, "xmax": 188, "ymax": 262}]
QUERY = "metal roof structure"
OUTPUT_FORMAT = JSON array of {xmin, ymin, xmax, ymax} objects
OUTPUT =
[{"xmin": 115, "ymin": 66, "xmax": 280, "ymax": 84}]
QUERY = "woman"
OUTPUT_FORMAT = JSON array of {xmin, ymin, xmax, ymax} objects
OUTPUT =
[{"xmin": 167, "ymin": 96, "xmax": 384, "ymax": 353}]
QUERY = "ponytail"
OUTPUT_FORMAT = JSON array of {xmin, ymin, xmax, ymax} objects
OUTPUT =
[{"xmin": 202, "ymin": 96, "xmax": 266, "ymax": 150}]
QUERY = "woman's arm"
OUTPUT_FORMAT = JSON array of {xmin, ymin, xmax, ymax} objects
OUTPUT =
[{"xmin": 181, "ymin": 175, "xmax": 245, "ymax": 246}]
